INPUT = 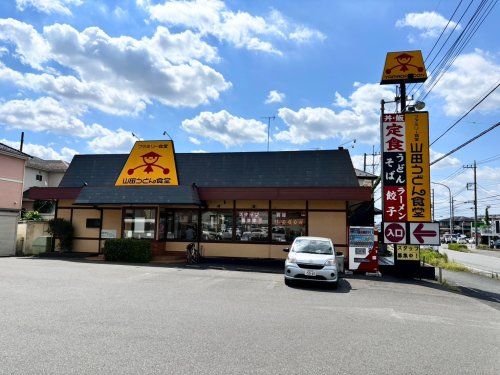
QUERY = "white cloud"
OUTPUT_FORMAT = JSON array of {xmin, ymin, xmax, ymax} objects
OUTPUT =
[
  {"xmin": 16, "ymin": 0, "xmax": 82, "ymax": 16},
  {"xmin": 275, "ymin": 82, "xmax": 395, "ymax": 144},
  {"xmin": 86, "ymin": 128, "xmax": 137, "ymax": 153},
  {"xmin": 265, "ymin": 90, "xmax": 285, "ymax": 104},
  {"xmin": 396, "ymin": 11, "xmax": 460, "ymax": 38},
  {"xmin": 432, "ymin": 50, "xmax": 500, "ymax": 116},
  {"xmin": 141, "ymin": 0, "xmax": 325, "ymax": 55},
  {"xmin": 188, "ymin": 136, "xmax": 201, "ymax": 145},
  {"xmin": 191, "ymin": 149, "xmax": 208, "ymax": 153},
  {"xmin": 1, "ymin": 138, "xmax": 77, "ymax": 161},
  {"xmin": 0, "ymin": 20, "xmax": 230, "ymax": 114},
  {"xmin": 182, "ymin": 110, "xmax": 268, "ymax": 147},
  {"xmin": 0, "ymin": 18, "xmax": 49, "ymax": 69},
  {"xmin": 0, "ymin": 97, "xmax": 110, "ymax": 138},
  {"xmin": 0, "ymin": 63, "xmax": 146, "ymax": 116}
]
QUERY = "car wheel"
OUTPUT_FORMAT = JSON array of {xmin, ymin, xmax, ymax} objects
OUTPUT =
[
  {"xmin": 284, "ymin": 278, "xmax": 292, "ymax": 287},
  {"xmin": 330, "ymin": 281, "xmax": 338, "ymax": 290}
]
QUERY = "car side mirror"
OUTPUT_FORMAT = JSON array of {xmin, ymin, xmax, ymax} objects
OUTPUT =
[
  {"xmin": 336, "ymin": 251, "xmax": 343, "ymax": 256},
  {"xmin": 283, "ymin": 248, "xmax": 290, "ymax": 253}
]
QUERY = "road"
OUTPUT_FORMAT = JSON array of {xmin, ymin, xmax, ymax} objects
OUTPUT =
[
  {"xmin": 439, "ymin": 246, "xmax": 500, "ymax": 275},
  {"xmin": 0, "ymin": 257, "xmax": 499, "ymax": 375}
]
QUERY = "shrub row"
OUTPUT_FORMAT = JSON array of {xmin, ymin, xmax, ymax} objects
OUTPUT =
[
  {"xmin": 447, "ymin": 243, "xmax": 469, "ymax": 252},
  {"xmin": 103, "ymin": 239, "xmax": 152, "ymax": 263}
]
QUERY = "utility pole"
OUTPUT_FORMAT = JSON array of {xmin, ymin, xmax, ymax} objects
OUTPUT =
[
  {"xmin": 364, "ymin": 147, "xmax": 380, "ymax": 174},
  {"xmin": 432, "ymin": 188, "xmax": 435, "ymax": 221},
  {"xmin": 363, "ymin": 153, "xmax": 367, "ymax": 172},
  {"xmin": 464, "ymin": 161, "xmax": 478, "ymax": 246},
  {"xmin": 431, "ymin": 182, "xmax": 453, "ymax": 236},
  {"xmin": 261, "ymin": 116, "xmax": 275, "ymax": 152}
]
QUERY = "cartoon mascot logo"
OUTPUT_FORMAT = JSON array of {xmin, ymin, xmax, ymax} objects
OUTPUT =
[
  {"xmin": 385, "ymin": 53, "xmax": 424, "ymax": 74},
  {"xmin": 127, "ymin": 151, "xmax": 170, "ymax": 175}
]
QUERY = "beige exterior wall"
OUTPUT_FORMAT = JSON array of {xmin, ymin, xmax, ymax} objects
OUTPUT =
[
  {"xmin": 102, "ymin": 209, "xmax": 122, "ymax": 238},
  {"xmin": 236, "ymin": 200, "xmax": 268, "ymax": 209},
  {"xmin": 58, "ymin": 199, "xmax": 76, "ymax": 207},
  {"xmin": 271, "ymin": 200, "xmax": 306, "ymax": 209},
  {"xmin": 72, "ymin": 209, "xmax": 100, "ymax": 238},
  {"xmin": 308, "ymin": 211, "xmax": 347, "ymax": 244},
  {"xmin": 0, "ymin": 153, "xmax": 26, "ymax": 211},
  {"xmin": 308, "ymin": 200, "xmax": 345, "ymax": 210},
  {"xmin": 57, "ymin": 208, "xmax": 71, "ymax": 221},
  {"xmin": 206, "ymin": 200, "xmax": 234, "ymax": 209},
  {"xmin": 72, "ymin": 239, "xmax": 99, "ymax": 253}
]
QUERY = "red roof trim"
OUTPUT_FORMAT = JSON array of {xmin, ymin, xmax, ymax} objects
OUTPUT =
[
  {"xmin": 198, "ymin": 187, "xmax": 372, "ymax": 201},
  {"xmin": 27, "ymin": 187, "xmax": 82, "ymax": 200}
]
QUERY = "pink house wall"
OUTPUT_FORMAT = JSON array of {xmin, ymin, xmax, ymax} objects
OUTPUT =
[{"xmin": 0, "ymin": 153, "xmax": 26, "ymax": 210}]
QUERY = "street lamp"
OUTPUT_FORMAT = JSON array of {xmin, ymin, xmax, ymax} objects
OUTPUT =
[{"xmin": 431, "ymin": 181, "xmax": 453, "ymax": 236}]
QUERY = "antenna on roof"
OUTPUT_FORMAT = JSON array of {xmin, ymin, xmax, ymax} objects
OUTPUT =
[
  {"xmin": 20, "ymin": 132, "xmax": 24, "ymax": 152},
  {"xmin": 163, "ymin": 131, "xmax": 173, "ymax": 140},
  {"xmin": 261, "ymin": 115, "xmax": 275, "ymax": 152},
  {"xmin": 338, "ymin": 139, "xmax": 356, "ymax": 149},
  {"xmin": 131, "ymin": 133, "xmax": 141, "ymax": 141}
]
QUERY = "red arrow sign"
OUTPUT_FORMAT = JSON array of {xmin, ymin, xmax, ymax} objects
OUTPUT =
[{"xmin": 412, "ymin": 223, "xmax": 437, "ymax": 243}]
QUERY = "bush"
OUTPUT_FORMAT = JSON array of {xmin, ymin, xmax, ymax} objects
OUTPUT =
[
  {"xmin": 47, "ymin": 218, "xmax": 74, "ymax": 251},
  {"xmin": 448, "ymin": 243, "xmax": 469, "ymax": 252},
  {"xmin": 103, "ymin": 239, "xmax": 152, "ymax": 263},
  {"xmin": 421, "ymin": 249, "xmax": 468, "ymax": 272},
  {"xmin": 23, "ymin": 210, "xmax": 43, "ymax": 221}
]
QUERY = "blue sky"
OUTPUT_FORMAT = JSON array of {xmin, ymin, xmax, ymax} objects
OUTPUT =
[{"xmin": 0, "ymin": 0, "xmax": 499, "ymax": 218}]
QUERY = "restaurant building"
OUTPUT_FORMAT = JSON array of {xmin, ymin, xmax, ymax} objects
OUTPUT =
[{"xmin": 28, "ymin": 141, "xmax": 373, "ymax": 259}]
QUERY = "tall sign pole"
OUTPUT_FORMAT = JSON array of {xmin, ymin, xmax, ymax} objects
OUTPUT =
[{"xmin": 380, "ymin": 51, "xmax": 438, "ymax": 271}]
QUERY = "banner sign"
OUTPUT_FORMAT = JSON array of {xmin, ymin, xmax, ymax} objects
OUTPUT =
[
  {"xmin": 381, "ymin": 50, "xmax": 427, "ymax": 84},
  {"xmin": 115, "ymin": 140, "xmax": 179, "ymax": 186},
  {"xmin": 382, "ymin": 114, "xmax": 407, "ymax": 221},
  {"xmin": 396, "ymin": 245, "xmax": 420, "ymax": 261},
  {"xmin": 405, "ymin": 112, "xmax": 431, "ymax": 221}
]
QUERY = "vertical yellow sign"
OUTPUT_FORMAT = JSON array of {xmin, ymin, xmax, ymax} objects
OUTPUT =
[
  {"xmin": 115, "ymin": 140, "xmax": 179, "ymax": 186},
  {"xmin": 405, "ymin": 112, "xmax": 431, "ymax": 221}
]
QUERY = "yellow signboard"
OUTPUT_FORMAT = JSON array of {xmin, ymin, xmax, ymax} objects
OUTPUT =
[
  {"xmin": 405, "ymin": 112, "xmax": 431, "ymax": 221},
  {"xmin": 396, "ymin": 245, "xmax": 420, "ymax": 261},
  {"xmin": 115, "ymin": 140, "xmax": 179, "ymax": 186},
  {"xmin": 381, "ymin": 50, "xmax": 427, "ymax": 84}
]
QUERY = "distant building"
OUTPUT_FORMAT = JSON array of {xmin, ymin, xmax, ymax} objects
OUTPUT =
[
  {"xmin": 22, "ymin": 157, "xmax": 68, "ymax": 216},
  {"xmin": 354, "ymin": 168, "xmax": 377, "ymax": 187},
  {"xmin": 0, "ymin": 142, "xmax": 30, "ymax": 256}
]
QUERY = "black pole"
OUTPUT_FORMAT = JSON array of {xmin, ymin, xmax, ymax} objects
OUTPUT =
[{"xmin": 20, "ymin": 132, "xmax": 24, "ymax": 152}]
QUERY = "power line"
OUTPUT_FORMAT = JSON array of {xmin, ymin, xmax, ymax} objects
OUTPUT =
[
  {"xmin": 417, "ymin": 0, "xmax": 497, "ymax": 101},
  {"xmin": 430, "ymin": 122, "xmax": 500, "ymax": 166},
  {"xmin": 430, "ymin": 81, "xmax": 500, "ymax": 146}
]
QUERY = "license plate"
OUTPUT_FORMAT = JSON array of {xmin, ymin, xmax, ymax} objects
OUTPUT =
[{"xmin": 305, "ymin": 270, "xmax": 316, "ymax": 276}]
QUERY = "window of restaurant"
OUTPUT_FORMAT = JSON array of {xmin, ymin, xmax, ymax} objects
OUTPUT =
[
  {"xmin": 271, "ymin": 211, "xmax": 306, "ymax": 243},
  {"xmin": 236, "ymin": 210, "xmax": 269, "ymax": 242},
  {"xmin": 159, "ymin": 209, "xmax": 198, "ymax": 241},
  {"xmin": 201, "ymin": 210, "xmax": 234, "ymax": 241},
  {"xmin": 123, "ymin": 208, "xmax": 156, "ymax": 239}
]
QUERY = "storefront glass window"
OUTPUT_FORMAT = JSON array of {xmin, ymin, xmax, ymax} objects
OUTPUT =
[
  {"xmin": 271, "ymin": 211, "xmax": 306, "ymax": 243},
  {"xmin": 159, "ymin": 209, "xmax": 198, "ymax": 241},
  {"xmin": 236, "ymin": 211, "xmax": 269, "ymax": 242},
  {"xmin": 123, "ymin": 208, "xmax": 156, "ymax": 239},
  {"xmin": 201, "ymin": 211, "xmax": 233, "ymax": 241}
]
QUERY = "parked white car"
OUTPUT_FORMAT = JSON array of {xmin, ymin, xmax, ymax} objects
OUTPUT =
[{"xmin": 284, "ymin": 236, "xmax": 339, "ymax": 288}]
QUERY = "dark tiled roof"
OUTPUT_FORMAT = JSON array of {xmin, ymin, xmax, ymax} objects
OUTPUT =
[
  {"xmin": 0, "ymin": 142, "xmax": 31, "ymax": 159},
  {"xmin": 26, "ymin": 157, "xmax": 68, "ymax": 172},
  {"xmin": 60, "ymin": 150, "xmax": 359, "ymax": 188},
  {"xmin": 75, "ymin": 186, "xmax": 200, "ymax": 205}
]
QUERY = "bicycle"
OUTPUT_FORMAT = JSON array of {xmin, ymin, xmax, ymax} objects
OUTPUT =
[{"xmin": 186, "ymin": 242, "xmax": 201, "ymax": 264}]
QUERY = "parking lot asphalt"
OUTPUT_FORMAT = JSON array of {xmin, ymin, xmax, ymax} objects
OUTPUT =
[{"xmin": 1, "ymin": 257, "xmax": 499, "ymax": 375}]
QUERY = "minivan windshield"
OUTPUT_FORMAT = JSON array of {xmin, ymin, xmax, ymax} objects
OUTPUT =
[{"xmin": 292, "ymin": 239, "xmax": 333, "ymax": 255}]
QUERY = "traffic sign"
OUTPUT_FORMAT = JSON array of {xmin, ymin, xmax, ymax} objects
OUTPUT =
[
  {"xmin": 383, "ymin": 222, "xmax": 406, "ymax": 244},
  {"xmin": 409, "ymin": 222, "xmax": 440, "ymax": 245}
]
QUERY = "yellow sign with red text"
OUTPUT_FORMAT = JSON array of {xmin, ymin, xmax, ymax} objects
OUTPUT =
[
  {"xmin": 115, "ymin": 140, "xmax": 179, "ymax": 186},
  {"xmin": 381, "ymin": 50, "xmax": 427, "ymax": 84},
  {"xmin": 405, "ymin": 112, "xmax": 431, "ymax": 221}
]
